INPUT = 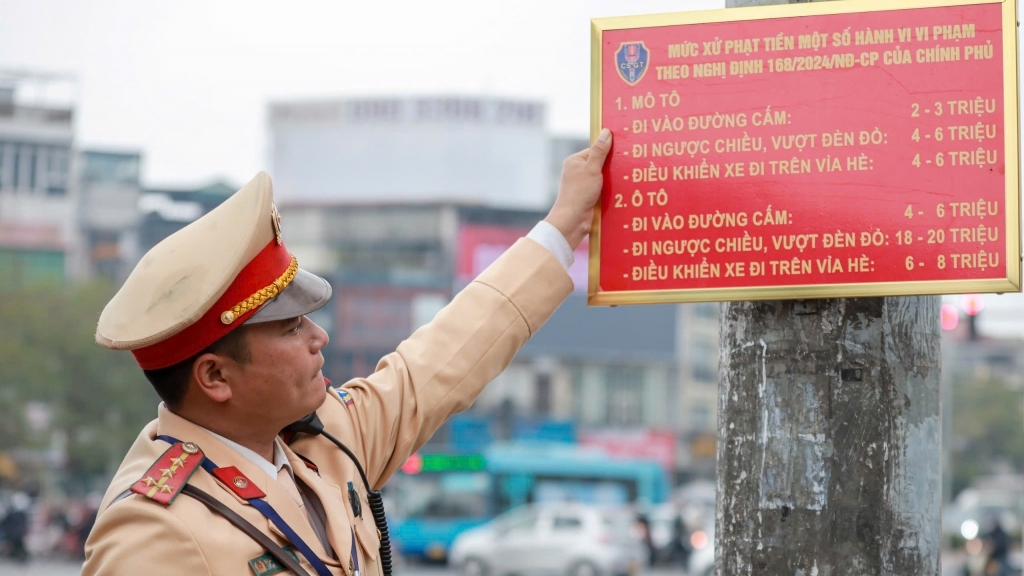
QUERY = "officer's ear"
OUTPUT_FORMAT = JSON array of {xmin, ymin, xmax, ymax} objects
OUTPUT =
[{"xmin": 191, "ymin": 352, "xmax": 234, "ymax": 404}]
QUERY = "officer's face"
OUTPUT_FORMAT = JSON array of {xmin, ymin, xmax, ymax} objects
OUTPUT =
[{"xmin": 230, "ymin": 315, "xmax": 330, "ymax": 428}]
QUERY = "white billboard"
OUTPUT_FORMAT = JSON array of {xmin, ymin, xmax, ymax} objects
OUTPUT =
[{"xmin": 269, "ymin": 97, "xmax": 551, "ymax": 209}]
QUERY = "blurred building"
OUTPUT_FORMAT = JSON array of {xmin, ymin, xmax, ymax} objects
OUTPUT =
[
  {"xmin": 0, "ymin": 71, "xmax": 78, "ymax": 289},
  {"xmin": 76, "ymin": 155, "xmax": 232, "ymax": 281},
  {"xmin": 941, "ymin": 295, "xmax": 1024, "ymax": 384},
  {"xmin": 548, "ymin": 136, "xmax": 590, "ymax": 200},
  {"xmin": 77, "ymin": 150, "xmax": 143, "ymax": 281},
  {"xmin": 940, "ymin": 297, "xmax": 1024, "ymax": 503},
  {"xmin": 505, "ymin": 298, "xmax": 719, "ymax": 478},
  {"xmin": 268, "ymin": 97, "xmax": 551, "ymax": 208},
  {"xmin": 279, "ymin": 202, "xmax": 548, "ymax": 377},
  {"xmin": 950, "ymin": 292, "xmax": 1024, "ymax": 342},
  {"xmin": 941, "ymin": 295, "xmax": 1024, "ymax": 387},
  {"xmin": 137, "ymin": 181, "xmax": 235, "ymax": 254},
  {"xmin": 943, "ymin": 333, "xmax": 1024, "ymax": 388},
  {"xmin": 675, "ymin": 302, "xmax": 721, "ymax": 472}
]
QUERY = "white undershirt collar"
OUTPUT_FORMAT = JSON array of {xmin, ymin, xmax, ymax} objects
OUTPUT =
[{"xmin": 199, "ymin": 427, "xmax": 292, "ymax": 480}]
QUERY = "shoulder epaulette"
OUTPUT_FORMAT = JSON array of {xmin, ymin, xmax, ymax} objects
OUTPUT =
[{"xmin": 130, "ymin": 441, "xmax": 205, "ymax": 506}]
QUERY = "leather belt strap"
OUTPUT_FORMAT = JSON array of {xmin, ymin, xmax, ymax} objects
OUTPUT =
[
  {"xmin": 106, "ymin": 486, "xmax": 313, "ymax": 575},
  {"xmin": 154, "ymin": 435, "xmax": 333, "ymax": 576},
  {"xmin": 182, "ymin": 484, "xmax": 312, "ymax": 576}
]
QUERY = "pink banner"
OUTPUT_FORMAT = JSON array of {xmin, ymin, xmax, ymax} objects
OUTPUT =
[
  {"xmin": 580, "ymin": 429, "xmax": 677, "ymax": 473},
  {"xmin": 458, "ymin": 224, "xmax": 589, "ymax": 292}
]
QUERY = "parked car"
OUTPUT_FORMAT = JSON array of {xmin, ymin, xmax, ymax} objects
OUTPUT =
[
  {"xmin": 449, "ymin": 503, "xmax": 645, "ymax": 576},
  {"xmin": 942, "ymin": 485, "xmax": 1023, "ymax": 542}
]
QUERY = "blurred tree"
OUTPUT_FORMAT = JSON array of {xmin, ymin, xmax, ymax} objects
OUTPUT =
[
  {"xmin": 951, "ymin": 375, "xmax": 1024, "ymax": 496},
  {"xmin": 0, "ymin": 281, "xmax": 157, "ymax": 493}
]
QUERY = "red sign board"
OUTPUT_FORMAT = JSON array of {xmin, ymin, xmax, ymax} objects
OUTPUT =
[{"xmin": 589, "ymin": 0, "xmax": 1020, "ymax": 305}]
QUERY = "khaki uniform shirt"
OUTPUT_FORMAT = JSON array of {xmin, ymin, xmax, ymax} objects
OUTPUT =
[{"xmin": 83, "ymin": 238, "xmax": 572, "ymax": 576}]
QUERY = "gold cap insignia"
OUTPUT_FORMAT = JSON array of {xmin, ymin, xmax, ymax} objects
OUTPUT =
[{"xmin": 271, "ymin": 204, "xmax": 283, "ymax": 246}]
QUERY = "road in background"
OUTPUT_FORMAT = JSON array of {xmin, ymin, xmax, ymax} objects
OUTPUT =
[{"xmin": 0, "ymin": 555, "xmax": 976, "ymax": 576}]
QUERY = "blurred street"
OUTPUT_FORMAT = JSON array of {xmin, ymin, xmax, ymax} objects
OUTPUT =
[
  {"xmin": 0, "ymin": 561, "xmax": 705, "ymax": 576},
  {"xmin": 0, "ymin": 562, "xmax": 679, "ymax": 576},
  {"xmin": 0, "ymin": 561, "xmax": 81, "ymax": 576},
  {"xmin": 0, "ymin": 554, "xmax": 980, "ymax": 576}
]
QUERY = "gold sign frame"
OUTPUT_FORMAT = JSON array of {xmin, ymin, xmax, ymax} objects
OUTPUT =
[{"xmin": 588, "ymin": 0, "xmax": 1021, "ymax": 306}]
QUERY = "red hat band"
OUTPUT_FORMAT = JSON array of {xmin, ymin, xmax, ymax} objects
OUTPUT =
[{"xmin": 132, "ymin": 240, "xmax": 294, "ymax": 370}]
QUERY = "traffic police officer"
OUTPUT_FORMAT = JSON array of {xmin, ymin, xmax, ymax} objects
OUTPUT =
[{"xmin": 82, "ymin": 130, "xmax": 613, "ymax": 575}]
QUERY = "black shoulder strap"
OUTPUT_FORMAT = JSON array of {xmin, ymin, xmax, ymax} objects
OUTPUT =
[
  {"xmin": 103, "ymin": 485, "xmax": 311, "ymax": 575},
  {"xmin": 181, "ymin": 485, "xmax": 311, "ymax": 576}
]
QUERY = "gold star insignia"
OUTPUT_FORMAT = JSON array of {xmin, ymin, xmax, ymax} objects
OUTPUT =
[
  {"xmin": 142, "ymin": 476, "xmax": 158, "ymax": 487},
  {"xmin": 160, "ymin": 467, "xmax": 175, "ymax": 478},
  {"xmin": 159, "ymin": 485, "xmax": 174, "ymax": 493},
  {"xmin": 171, "ymin": 455, "xmax": 188, "ymax": 467}
]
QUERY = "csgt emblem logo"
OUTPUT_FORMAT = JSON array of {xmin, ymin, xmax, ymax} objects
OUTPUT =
[{"xmin": 615, "ymin": 42, "xmax": 650, "ymax": 85}]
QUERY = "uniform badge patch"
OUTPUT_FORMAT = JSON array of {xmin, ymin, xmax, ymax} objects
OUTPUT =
[
  {"xmin": 337, "ymin": 389, "xmax": 354, "ymax": 406},
  {"xmin": 130, "ymin": 441, "xmax": 205, "ymax": 506},
  {"xmin": 212, "ymin": 466, "xmax": 266, "ymax": 500},
  {"xmin": 615, "ymin": 42, "xmax": 650, "ymax": 86},
  {"xmin": 248, "ymin": 546, "xmax": 301, "ymax": 576}
]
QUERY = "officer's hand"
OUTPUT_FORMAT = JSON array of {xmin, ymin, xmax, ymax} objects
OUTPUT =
[{"xmin": 544, "ymin": 128, "xmax": 613, "ymax": 250}]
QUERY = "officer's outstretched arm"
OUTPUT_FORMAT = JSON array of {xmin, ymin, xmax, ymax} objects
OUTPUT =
[{"xmin": 299, "ymin": 131, "xmax": 613, "ymax": 489}]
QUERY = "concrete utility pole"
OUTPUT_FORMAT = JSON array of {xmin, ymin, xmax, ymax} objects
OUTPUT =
[{"xmin": 716, "ymin": 1, "xmax": 943, "ymax": 574}]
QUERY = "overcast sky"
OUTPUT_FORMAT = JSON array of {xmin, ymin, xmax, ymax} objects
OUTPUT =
[
  {"xmin": 1, "ymin": 0, "xmax": 721, "ymax": 187},
  {"xmin": 4, "ymin": 0, "xmax": 1024, "ymax": 339}
]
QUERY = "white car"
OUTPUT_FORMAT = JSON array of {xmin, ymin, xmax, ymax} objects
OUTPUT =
[{"xmin": 449, "ymin": 504, "xmax": 646, "ymax": 576}]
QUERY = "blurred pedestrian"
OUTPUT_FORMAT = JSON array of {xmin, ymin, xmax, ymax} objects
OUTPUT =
[
  {"xmin": 635, "ymin": 511, "xmax": 656, "ymax": 566},
  {"xmin": 75, "ymin": 494, "xmax": 101, "ymax": 559},
  {"xmin": 669, "ymin": 508, "xmax": 691, "ymax": 568},
  {"xmin": 0, "ymin": 492, "xmax": 31, "ymax": 562},
  {"xmin": 982, "ymin": 517, "xmax": 1011, "ymax": 576}
]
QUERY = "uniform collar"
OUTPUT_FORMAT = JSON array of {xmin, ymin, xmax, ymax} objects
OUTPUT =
[
  {"xmin": 200, "ymin": 426, "xmax": 292, "ymax": 480},
  {"xmin": 154, "ymin": 405, "xmax": 342, "ymax": 565},
  {"xmin": 156, "ymin": 404, "xmax": 279, "ymax": 492}
]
